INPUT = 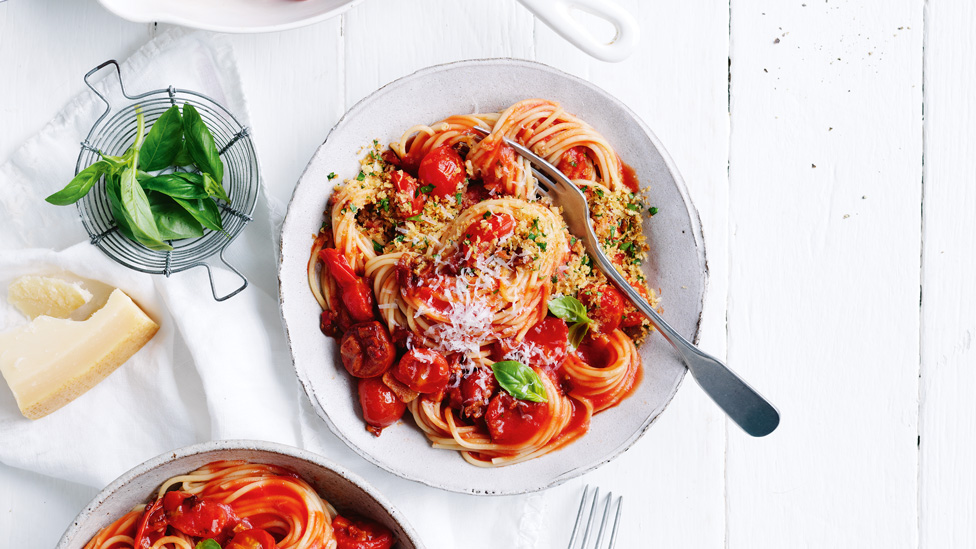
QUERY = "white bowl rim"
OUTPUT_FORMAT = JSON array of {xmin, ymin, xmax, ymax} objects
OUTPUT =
[
  {"xmin": 56, "ymin": 439, "xmax": 425, "ymax": 549},
  {"xmin": 278, "ymin": 57, "xmax": 708, "ymax": 495},
  {"xmin": 95, "ymin": 0, "xmax": 367, "ymax": 34}
]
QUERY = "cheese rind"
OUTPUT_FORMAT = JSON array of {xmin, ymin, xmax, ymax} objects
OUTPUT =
[
  {"xmin": 8, "ymin": 275, "xmax": 92, "ymax": 319},
  {"xmin": 0, "ymin": 289, "xmax": 159, "ymax": 419}
]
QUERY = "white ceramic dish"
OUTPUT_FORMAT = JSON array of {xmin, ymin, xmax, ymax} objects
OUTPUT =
[
  {"xmin": 56, "ymin": 440, "xmax": 424, "ymax": 549},
  {"xmin": 96, "ymin": 0, "xmax": 366, "ymax": 34},
  {"xmin": 95, "ymin": 0, "xmax": 638, "ymax": 62},
  {"xmin": 278, "ymin": 59, "xmax": 706, "ymax": 495}
]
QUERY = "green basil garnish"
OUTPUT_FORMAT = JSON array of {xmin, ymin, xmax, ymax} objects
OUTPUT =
[
  {"xmin": 45, "ymin": 161, "xmax": 110, "ymax": 205},
  {"xmin": 139, "ymin": 105, "xmax": 183, "ymax": 171},
  {"xmin": 195, "ymin": 540, "xmax": 221, "ymax": 549},
  {"xmin": 140, "ymin": 173, "xmax": 209, "ymax": 199},
  {"xmin": 182, "ymin": 103, "xmax": 224, "ymax": 184},
  {"xmin": 492, "ymin": 361, "xmax": 548, "ymax": 403},
  {"xmin": 548, "ymin": 296, "xmax": 593, "ymax": 349}
]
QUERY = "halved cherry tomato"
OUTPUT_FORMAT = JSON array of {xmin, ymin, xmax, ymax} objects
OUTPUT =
[
  {"xmin": 418, "ymin": 145, "xmax": 466, "ymax": 199},
  {"xmin": 461, "ymin": 179, "xmax": 492, "ymax": 209},
  {"xmin": 459, "ymin": 365, "xmax": 498, "ymax": 419},
  {"xmin": 391, "ymin": 170, "xmax": 425, "ymax": 217},
  {"xmin": 578, "ymin": 284, "xmax": 624, "ymax": 334},
  {"xmin": 620, "ymin": 285, "xmax": 651, "ymax": 328},
  {"xmin": 485, "ymin": 390, "xmax": 552, "ymax": 445},
  {"xmin": 225, "ymin": 529, "xmax": 277, "ymax": 549},
  {"xmin": 392, "ymin": 348, "xmax": 450, "ymax": 394},
  {"xmin": 479, "ymin": 141, "xmax": 517, "ymax": 193},
  {"xmin": 132, "ymin": 497, "xmax": 166, "ymax": 549},
  {"xmin": 521, "ymin": 317, "xmax": 569, "ymax": 370},
  {"xmin": 341, "ymin": 321, "xmax": 395, "ymax": 378},
  {"xmin": 358, "ymin": 377, "xmax": 406, "ymax": 435},
  {"xmin": 556, "ymin": 146, "xmax": 596, "ymax": 180},
  {"xmin": 457, "ymin": 212, "xmax": 515, "ymax": 264},
  {"xmin": 162, "ymin": 491, "xmax": 239, "ymax": 538},
  {"xmin": 332, "ymin": 515, "xmax": 395, "ymax": 549},
  {"xmin": 320, "ymin": 249, "xmax": 375, "ymax": 323}
]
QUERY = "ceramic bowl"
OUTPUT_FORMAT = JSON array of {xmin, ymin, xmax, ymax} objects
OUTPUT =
[
  {"xmin": 278, "ymin": 58, "xmax": 707, "ymax": 495},
  {"xmin": 56, "ymin": 440, "xmax": 425, "ymax": 549}
]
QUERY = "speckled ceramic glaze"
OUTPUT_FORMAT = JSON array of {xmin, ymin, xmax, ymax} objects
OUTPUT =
[
  {"xmin": 278, "ymin": 59, "xmax": 707, "ymax": 495},
  {"xmin": 56, "ymin": 440, "xmax": 424, "ymax": 549}
]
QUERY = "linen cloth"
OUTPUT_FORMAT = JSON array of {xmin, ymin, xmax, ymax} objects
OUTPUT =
[{"xmin": 0, "ymin": 28, "xmax": 548, "ymax": 548}]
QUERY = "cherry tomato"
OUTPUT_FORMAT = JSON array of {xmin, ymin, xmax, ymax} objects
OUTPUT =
[
  {"xmin": 485, "ymin": 390, "xmax": 552, "ymax": 445},
  {"xmin": 358, "ymin": 377, "xmax": 406, "ymax": 435},
  {"xmin": 132, "ymin": 497, "xmax": 166, "ymax": 549},
  {"xmin": 418, "ymin": 145, "xmax": 466, "ymax": 199},
  {"xmin": 162, "ymin": 491, "xmax": 238, "ymax": 538},
  {"xmin": 520, "ymin": 317, "xmax": 569, "ymax": 370},
  {"xmin": 457, "ymin": 212, "xmax": 515, "ymax": 264},
  {"xmin": 341, "ymin": 321, "xmax": 396, "ymax": 378},
  {"xmin": 620, "ymin": 285, "xmax": 651, "ymax": 328},
  {"xmin": 391, "ymin": 170, "xmax": 425, "ymax": 217},
  {"xmin": 320, "ymin": 307, "xmax": 354, "ymax": 338},
  {"xmin": 332, "ymin": 515, "xmax": 395, "ymax": 549},
  {"xmin": 225, "ymin": 529, "xmax": 278, "ymax": 549},
  {"xmin": 320, "ymin": 249, "xmax": 375, "ymax": 323},
  {"xmin": 459, "ymin": 366, "xmax": 498, "ymax": 419},
  {"xmin": 461, "ymin": 179, "xmax": 492, "ymax": 209},
  {"xmin": 392, "ymin": 348, "xmax": 450, "ymax": 394},
  {"xmin": 556, "ymin": 146, "xmax": 596, "ymax": 180},
  {"xmin": 578, "ymin": 284, "xmax": 624, "ymax": 334}
]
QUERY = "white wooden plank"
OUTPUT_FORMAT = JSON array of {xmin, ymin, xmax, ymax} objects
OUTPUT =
[
  {"xmin": 919, "ymin": 1, "xmax": 976, "ymax": 546},
  {"xmin": 342, "ymin": 0, "xmax": 535, "ymax": 109},
  {"xmin": 727, "ymin": 1, "xmax": 922, "ymax": 547},
  {"xmin": 532, "ymin": 1, "xmax": 730, "ymax": 547}
]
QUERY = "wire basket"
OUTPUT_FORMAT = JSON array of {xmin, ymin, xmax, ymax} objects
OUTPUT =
[{"xmin": 76, "ymin": 60, "xmax": 258, "ymax": 301}]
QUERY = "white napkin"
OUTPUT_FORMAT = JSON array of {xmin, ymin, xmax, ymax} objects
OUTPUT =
[
  {"xmin": 0, "ymin": 28, "xmax": 300, "ymax": 488},
  {"xmin": 0, "ymin": 28, "xmax": 549, "ymax": 549}
]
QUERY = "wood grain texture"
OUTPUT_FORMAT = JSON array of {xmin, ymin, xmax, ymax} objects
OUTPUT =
[
  {"xmin": 727, "ymin": 0, "xmax": 923, "ymax": 546},
  {"xmin": 533, "ymin": 1, "xmax": 730, "ymax": 547},
  {"xmin": 920, "ymin": 1, "xmax": 976, "ymax": 546}
]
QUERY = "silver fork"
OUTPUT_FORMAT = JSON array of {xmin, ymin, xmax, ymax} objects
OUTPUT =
[
  {"xmin": 568, "ymin": 485, "xmax": 623, "ymax": 549},
  {"xmin": 472, "ymin": 126, "xmax": 780, "ymax": 437}
]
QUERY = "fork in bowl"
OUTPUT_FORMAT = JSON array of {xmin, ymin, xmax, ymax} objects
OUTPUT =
[
  {"xmin": 568, "ymin": 485, "xmax": 623, "ymax": 549},
  {"xmin": 471, "ymin": 126, "xmax": 780, "ymax": 437}
]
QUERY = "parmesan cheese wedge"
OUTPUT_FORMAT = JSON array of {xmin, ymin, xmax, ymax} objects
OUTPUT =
[
  {"xmin": 0, "ymin": 289, "xmax": 159, "ymax": 419},
  {"xmin": 8, "ymin": 275, "xmax": 92, "ymax": 319}
]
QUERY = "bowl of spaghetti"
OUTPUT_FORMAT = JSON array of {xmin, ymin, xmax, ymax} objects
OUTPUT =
[
  {"xmin": 279, "ymin": 59, "xmax": 706, "ymax": 494},
  {"xmin": 56, "ymin": 440, "xmax": 424, "ymax": 549}
]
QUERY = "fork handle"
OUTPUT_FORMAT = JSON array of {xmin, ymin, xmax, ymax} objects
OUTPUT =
[{"xmin": 591, "ymin": 250, "xmax": 780, "ymax": 437}]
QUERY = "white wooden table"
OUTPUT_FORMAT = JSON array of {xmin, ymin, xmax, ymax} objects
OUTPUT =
[{"xmin": 1, "ymin": 0, "xmax": 969, "ymax": 547}]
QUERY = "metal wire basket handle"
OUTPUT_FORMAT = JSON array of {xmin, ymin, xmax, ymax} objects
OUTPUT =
[{"xmin": 78, "ymin": 60, "xmax": 257, "ymax": 302}]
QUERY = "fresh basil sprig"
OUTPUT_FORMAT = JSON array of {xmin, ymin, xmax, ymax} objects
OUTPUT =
[
  {"xmin": 139, "ymin": 105, "xmax": 183, "ymax": 171},
  {"xmin": 45, "ymin": 103, "xmax": 230, "ymax": 250},
  {"xmin": 195, "ymin": 540, "xmax": 221, "ymax": 549},
  {"xmin": 492, "ymin": 361, "xmax": 548, "ymax": 403},
  {"xmin": 548, "ymin": 295, "xmax": 593, "ymax": 348},
  {"xmin": 182, "ymin": 103, "xmax": 224, "ymax": 185}
]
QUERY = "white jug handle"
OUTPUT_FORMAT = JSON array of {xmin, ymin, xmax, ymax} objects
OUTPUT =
[{"xmin": 518, "ymin": 0, "xmax": 640, "ymax": 63}]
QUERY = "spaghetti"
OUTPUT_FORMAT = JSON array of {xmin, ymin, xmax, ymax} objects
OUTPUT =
[
  {"xmin": 309, "ymin": 99, "xmax": 659, "ymax": 466},
  {"xmin": 83, "ymin": 461, "xmax": 393, "ymax": 549}
]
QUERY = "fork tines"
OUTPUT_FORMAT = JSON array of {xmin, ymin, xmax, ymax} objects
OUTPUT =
[{"xmin": 568, "ymin": 485, "xmax": 624, "ymax": 549}]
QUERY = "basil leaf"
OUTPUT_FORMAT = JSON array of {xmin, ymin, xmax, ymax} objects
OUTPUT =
[
  {"xmin": 372, "ymin": 240, "xmax": 384, "ymax": 254},
  {"xmin": 203, "ymin": 172, "xmax": 231, "ymax": 203},
  {"xmin": 149, "ymin": 193, "xmax": 204, "ymax": 240},
  {"xmin": 173, "ymin": 196, "xmax": 225, "ymax": 234},
  {"xmin": 45, "ymin": 161, "xmax": 109, "ymax": 205},
  {"xmin": 105, "ymin": 173, "xmax": 136, "ymax": 241},
  {"xmin": 140, "ymin": 105, "xmax": 183, "ymax": 171},
  {"xmin": 173, "ymin": 144, "xmax": 195, "ymax": 167},
  {"xmin": 492, "ymin": 361, "xmax": 548, "ymax": 403},
  {"xmin": 120, "ymin": 168, "xmax": 171, "ymax": 251},
  {"xmin": 548, "ymin": 296, "xmax": 592, "ymax": 325},
  {"xmin": 182, "ymin": 103, "xmax": 224, "ymax": 183},
  {"xmin": 195, "ymin": 541, "xmax": 221, "ymax": 549},
  {"xmin": 567, "ymin": 322, "xmax": 589, "ymax": 349},
  {"xmin": 141, "ymin": 174, "xmax": 209, "ymax": 199}
]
